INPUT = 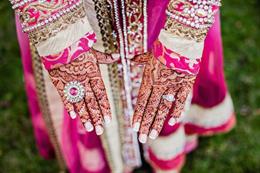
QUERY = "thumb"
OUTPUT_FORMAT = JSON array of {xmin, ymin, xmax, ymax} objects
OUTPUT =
[
  {"xmin": 131, "ymin": 52, "xmax": 152, "ymax": 64},
  {"xmin": 91, "ymin": 49, "xmax": 119, "ymax": 64}
]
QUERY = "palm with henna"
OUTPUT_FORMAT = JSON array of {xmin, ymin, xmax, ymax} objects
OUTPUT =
[
  {"xmin": 49, "ymin": 49, "xmax": 117, "ymax": 135},
  {"xmin": 132, "ymin": 53, "xmax": 196, "ymax": 143}
]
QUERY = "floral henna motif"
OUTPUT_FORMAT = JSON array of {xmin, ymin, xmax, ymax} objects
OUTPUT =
[
  {"xmin": 48, "ymin": 49, "xmax": 113, "ymax": 135},
  {"xmin": 132, "ymin": 53, "xmax": 195, "ymax": 143}
]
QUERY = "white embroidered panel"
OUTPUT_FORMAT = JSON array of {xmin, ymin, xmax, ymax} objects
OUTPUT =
[
  {"xmin": 184, "ymin": 94, "xmax": 234, "ymax": 128},
  {"xmin": 148, "ymin": 126, "xmax": 186, "ymax": 160},
  {"xmin": 158, "ymin": 29, "xmax": 204, "ymax": 60},
  {"xmin": 37, "ymin": 16, "xmax": 93, "ymax": 56}
]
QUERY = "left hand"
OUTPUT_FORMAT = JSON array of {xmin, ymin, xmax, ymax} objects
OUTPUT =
[{"xmin": 132, "ymin": 53, "xmax": 196, "ymax": 143}]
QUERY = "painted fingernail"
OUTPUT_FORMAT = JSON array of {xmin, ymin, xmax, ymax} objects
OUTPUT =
[
  {"xmin": 133, "ymin": 122, "xmax": 140, "ymax": 132},
  {"xmin": 84, "ymin": 122, "xmax": 94, "ymax": 132},
  {"xmin": 139, "ymin": 134, "xmax": 148, "ymax": 143},
  {"xmin": 104, "ymin": 116, "xmax": 111, "ymax": 125},
  {"xmin": 95, "ymin": 125, "xmax": 104, "ymax": 135},
  {"xmin": 149, "ymin": 129, "xmax": 158, "ymax": 140},
  {"xmin": 112, "ymin": 53, "xmax": 120, "ymax": 60},
  {"xmin": 168, "ymin": 117, "xmax": 178, "ymax": 126},
  {"xmin": 69, "ymin": 111, "xmax": 77, "ymax": 119}
]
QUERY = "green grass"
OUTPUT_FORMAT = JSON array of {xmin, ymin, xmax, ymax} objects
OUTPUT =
[{"xmin": 0, "ymin": 0, "xmax": 259, "ymax": 172}]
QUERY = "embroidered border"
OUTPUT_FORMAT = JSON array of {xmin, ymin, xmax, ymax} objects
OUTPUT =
[
  {"xmin": 28, "ymin": 5, "xmax": 87, "ymax": 45},
  {"xmin": 125, "ymin": 0, "xmax": 146, "ymax": 56},
  {"xmin": 30, "ymin": 44, "xmax": 66, "ymax": 171}
]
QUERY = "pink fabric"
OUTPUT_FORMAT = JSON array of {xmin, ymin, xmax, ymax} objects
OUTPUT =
[
  {"xmin": 41, "ymin": 32, "xmax": 97, "ymax": 70},
  {"xmin": 61, "ymin": 111, "xmax": 110, "ymax": 173},
  {"xmin": 152, "ymin": 40, "xmax": 201, "ymax": 75},
  {"xmin": 15, "ymin": 16, "xmax": 54, "ymax": 159},
  {"xmin": 191, "ymin": 12, "xmax": 227, "ymax": 108},
  {"xmin": 148, "ymin": 149, "xmax": 185, "ymax": 171},
  {"xmin": 184, "ymin": 136, "xmax": 198, "ymax": 154},
  {"xmin": 147, "ymin": 0, "xmax": 169, "ymax": 50}
]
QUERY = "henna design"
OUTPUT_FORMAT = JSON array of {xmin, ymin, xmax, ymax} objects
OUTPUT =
[
  {"xmin": 48, "ymin": 49, "xmax": 113, "ymax": 135},
  {"xmin": 90, "ymin": 78, "xmax": 111, "ymax": 122},
  {"xmin": 171, "ymin": 85, "xmax": 192, "ymax": 117},
  {"xmin": 74, "ymin": 100, "xmax": 90, "ymax": 123},
  {"xmin": 150, "ymin": 87, "xmax": 177, "ymax": 136},
  {"xmin": 131, "ymin": 52, "xmax": 151, "ymax": 64},
  {"xmin": 132, "ymin": 66, "xmax": 153, "ymax": 130},
  {"xmin": 84, "ymin": 81, "xmax": 103, "ymax": 128},
  {"xmin": 139, "ymin": 87, "xmax": 165, "ymax": 135},
  {"xmin": 132, "ymin": 53, "xmax": 196, "ymax": 143}
]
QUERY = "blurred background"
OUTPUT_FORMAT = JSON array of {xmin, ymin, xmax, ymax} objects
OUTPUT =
[{"xmin": 0, "ymin": 0, "xmax": 259, "ymax": 172}]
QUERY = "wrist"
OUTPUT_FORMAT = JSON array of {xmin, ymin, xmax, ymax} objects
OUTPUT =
[
  {"xmin": 152, "ymin": 36, "xmax": 202, "ymax": 75},
  {"xmin": 42, "ymin": 32, "xmax": 97, "ymax": 70}
]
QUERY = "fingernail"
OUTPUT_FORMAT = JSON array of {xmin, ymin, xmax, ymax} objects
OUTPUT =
[
  {"xmin": 149, "ymin": 129, "xmax": 158, "ymax": 140},
  {"xmin": 139, "ymin": 134, "xmax": 148, "ymax": 143},
  {"xmin": 84, "ymin": 122, "xmax": 94, "ymax": 132},
  {"xmin": 104, "ymin": 116, "xmax": 111, "ymax": 125},
  {"xmin": 95, "ymin": 125, "xmax": 104, "ymax": 135},
  {"xmin": 69, "ymin": 111, "xmax": 77, "ymax": 119},
  {"xmin": 133, "ymin": 122, "xmax": 140, "ymax": 132},
  {"xmin": 112, "ymin": 53, "xmax": 120, "ymax": 60},
  {"xmin": 168, "ymin": 117, "xmax": 178, "ymax": 126}
]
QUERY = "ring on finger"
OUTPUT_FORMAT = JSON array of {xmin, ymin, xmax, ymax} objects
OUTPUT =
[
  {"xmin": 162, "ymin": 94, "xmax": 175, "ymax": 102},
  {"xmin": 64, "ymin": 81, "xmax": 85, "ymax": 103}
]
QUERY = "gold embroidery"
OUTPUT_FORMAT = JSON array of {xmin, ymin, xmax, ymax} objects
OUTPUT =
[
  {"xmin": 125, "ymin": 0, "xmax": 145, "ymax": 55},
  {"xmin": 165, "ymin": 19, "xmax": 208, "ymax": 42},
  {"xmin": 30, "ymin": 44, "xmax": 66, "ymax": 172},
  {"xmin": 92, "ymin": 0, "xmax": 118, "ymax": 54},
  {"xmin": 29, "ymin": 5, "xmax": 86, "ymax": 45}
]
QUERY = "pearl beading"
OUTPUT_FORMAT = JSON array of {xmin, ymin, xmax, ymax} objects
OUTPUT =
[
  {"xmin": 11, "ymin": 0, "xmax": 50, "ymax": 9},
  {"xmin": 188, "ymin": 0, "xmax": 221, "ymax": 6},
  {"xmin": 22, "ymin": 1, "xmax": 82, "ymax": 33},
  {"xmin": 112, "ymin": 0, "xmax": 141, "ymax": 167},
  {"xmin": 143, "ymin": 0, "xmax": 148, "ymax": 52},
  {"xmin": 166, "ymin": 0, "xmax": 221, "ymax": 29},
  {"xmin": 11, "ymin": 0, "xmax": 37, "ymax": 9}
]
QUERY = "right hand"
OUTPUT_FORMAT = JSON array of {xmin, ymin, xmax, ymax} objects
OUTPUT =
[{"xmin": 48, "ymin": 49, "xmax": 117, "ymax": 135}]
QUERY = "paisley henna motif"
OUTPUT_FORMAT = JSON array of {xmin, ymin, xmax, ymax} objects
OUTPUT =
[
  {"xmin": 132, "ymin": 53, "xmax": 195, "ymax": 143},
  {"xmin": 49, "ymin": 49, "xmax": 115, "ymax": 135}
]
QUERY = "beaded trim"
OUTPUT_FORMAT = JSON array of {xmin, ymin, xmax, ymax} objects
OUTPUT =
[
  {"xmin": 92, "ymin": 0, "xmax": 118, "ymax": 54},
  {"xmin": 11, "ymin": 0, "xmax": 35, "ymax": 9},
  {"xmin": 23, "ymin": 1, "xmax": 82, "ymax": 33},
  {"xmin": 28, "ymin": 5, "xmax": 86, "ymax": 45},
  {"xmin": 166, "ymin": 0, "xmax": 221, "ymax": 30},
  {"xmin": 112, "ymin": 0, "xmax": 142, "ymax": 168},
  {"xmin": 165, "ymin": 19, "xmax": 208, "ymax": 42},
  {"xmin": 125, "ymin": 0, "xmax": 147, "ymax": 55}
]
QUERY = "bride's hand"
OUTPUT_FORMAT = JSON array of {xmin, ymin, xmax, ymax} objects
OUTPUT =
[
  {"xmin": 49, "ymin": 49, "xmax": 116, "ymax": 135},
  {"xmin": 132, "ymin": 53, "xmax": 195, "ymax": 143}
]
